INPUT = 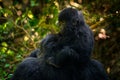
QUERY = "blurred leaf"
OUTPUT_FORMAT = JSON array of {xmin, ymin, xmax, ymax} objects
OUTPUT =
[
  {"xmin": 29, "ymin": 18, "xmax": 39, "ymax": 26},
  {"xmin": 7, "ymin": 50, "xmax": 14, "ymax": 56},
  {"xmin": 28, "ymin": 11, "xmax": 34, "ymax": 19},
  {"xmin": 8, "ymin": 74, "xmax": 13, "ymax": 79},
  {"xmin": 30, "ymin": 0, "xmax": 39, "ymax": 7},
  {"xmin": 2, "ymin": 42, "xmax": 8, "ymax": 47},
  {"xmin": 1, "ymin": 47, "xmax": 7, "ymax": 53},
  {"xmin": 5, "ymin": 64, "xmax": 10, "ymax": 68}
]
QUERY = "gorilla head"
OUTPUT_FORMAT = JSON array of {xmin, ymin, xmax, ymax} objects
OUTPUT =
[
  {"xmin": 58, "ymin": 8, "xmax": 85, "ymax": 33},
  {"xmin": 58, "ymin": 8, "xmax": 85, "ymax": 25},
  {"xmin": 58, "ymin": 8, "xmax": 94, "ymax": 54}
]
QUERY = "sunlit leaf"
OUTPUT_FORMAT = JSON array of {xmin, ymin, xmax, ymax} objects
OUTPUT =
[
  {"xmin": 5, "ymin": 64, "xmax": 10, "ymax": 68},
  {"xmin": 1, "ymin": 42, "xmax": 8, "ymax": 47},
  {"xmin": 24, "ymin": 36, "xmax": 29, "ymax": 41},
  {"xmin": 28, "ymin": 11, "xmax": 34, "ymax": 19},
  {"xmin": 7, "ymin": 50, "xmax": 14, "ymax": 56}
]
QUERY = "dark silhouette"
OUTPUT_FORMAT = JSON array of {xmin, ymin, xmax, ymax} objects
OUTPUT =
[{"xmin": 11, "ymin": 8, "xmax": 109, "ymax": 80}]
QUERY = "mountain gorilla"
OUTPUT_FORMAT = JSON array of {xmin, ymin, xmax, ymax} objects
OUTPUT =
[{"xmin": 11, "ymin": 8, "xmax": 109, "ymax": 80}]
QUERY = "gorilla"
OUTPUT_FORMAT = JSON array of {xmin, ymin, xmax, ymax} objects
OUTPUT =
[
  {"xmin": 11, "ymin": 8, "xmax": 109, "ymax": 80},
  {"xmin": 29, "ymin": 49, "xmax": 40, "ymax": 57}
]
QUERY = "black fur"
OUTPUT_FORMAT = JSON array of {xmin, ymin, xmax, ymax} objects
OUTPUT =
[
  {"xmin": 29, "ymin": 49, "xmax": 40, "ymax": 57},
  {"xmin": 11, "ymin": 8, "xmax": 109, "ymax": 80}
]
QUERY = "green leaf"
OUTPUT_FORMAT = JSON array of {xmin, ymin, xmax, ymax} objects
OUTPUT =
[
  {"xmin": 1, "ymin": 42, "xmax": 8, "ymax": 47},
  {"xmin": 5, "ymin": 64, "xmax": 10, "ymax": 68}
]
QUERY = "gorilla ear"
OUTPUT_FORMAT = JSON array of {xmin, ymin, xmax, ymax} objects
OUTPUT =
[
  {"xmin": 77, "ymin": 11, "xmax": 86, "ymax": 25},
  {"xmin": 72, "ymin": 11, "xmax": 85, "ymax": 26}
]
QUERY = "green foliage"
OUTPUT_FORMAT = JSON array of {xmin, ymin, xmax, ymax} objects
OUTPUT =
[{"xmin": 0, "ymin": 0, "xmax": 59, "ymax": 79}]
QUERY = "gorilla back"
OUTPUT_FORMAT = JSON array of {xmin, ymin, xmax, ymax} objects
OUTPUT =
[{"xmin": 11, "ymin": 57, "xmax": 108, "ymax": 80}]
